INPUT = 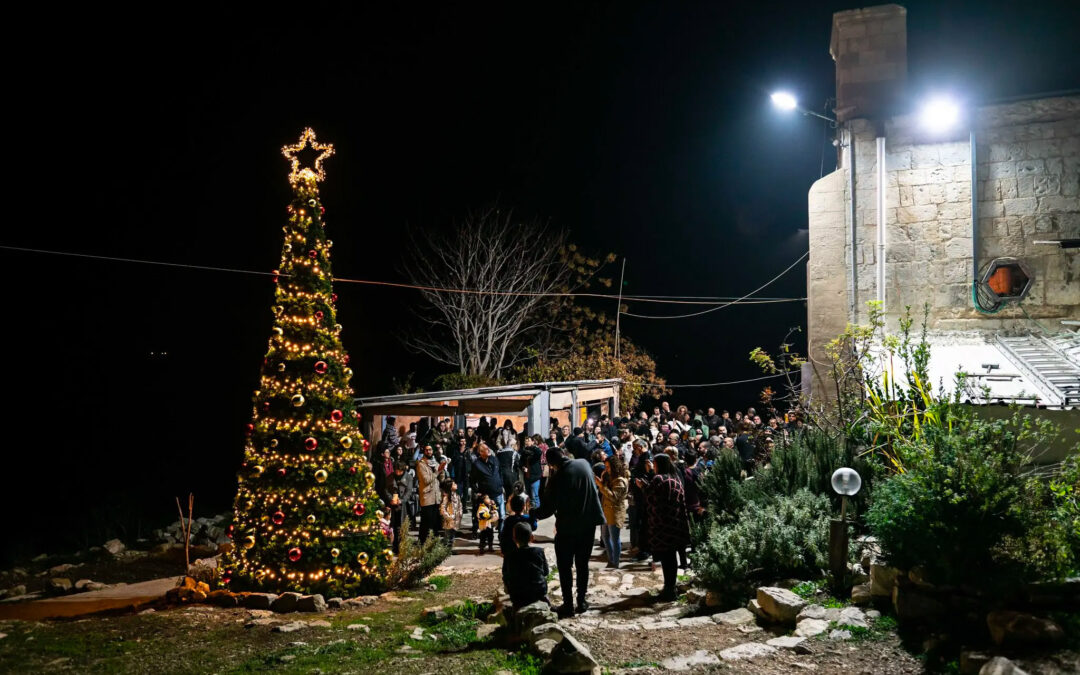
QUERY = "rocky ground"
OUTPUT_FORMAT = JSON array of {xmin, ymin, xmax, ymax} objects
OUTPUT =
[{"xmin": 1, "ymin": 518, "xmax": 1076, "ymax": 674}]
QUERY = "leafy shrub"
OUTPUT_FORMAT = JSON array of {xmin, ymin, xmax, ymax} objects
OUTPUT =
[
  {"xmin": 866, "ymin": 412, "xmax": 1075, "ymax": 590},
  {"xmin": 761, "ymin": 429, "xmax": 875, "ymax": 521},
  {"xmin": 694, "ymin": 489, "xmax": 834, "ymax": 598},
  {"xmin": 384, "ymin": 535, "xmax": 452, "ymax": 591},
  {"xmin": 698, "ymin": 447, "xmax": 748, "ymax": 521}
]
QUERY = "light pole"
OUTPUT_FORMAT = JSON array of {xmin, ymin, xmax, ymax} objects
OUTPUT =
[
  {"xmin": 770, "ymin": 91, "xmax": 836, "ymax": 123},
  {"xmin": 830, "ymin": 467, "xmax": 862, "ymax": 592}
]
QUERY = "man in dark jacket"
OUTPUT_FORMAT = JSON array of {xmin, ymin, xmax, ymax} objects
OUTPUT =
[
  {"xmin": 470, "ymin": 442, "xmax": 505, "ymax": 521},
  {"xmin": 530, "ymin": 448, "xmax": 604, "ymax": 617},
  {"xmin": 564, "ymin": 427, "xmax": 596, "ymax": 461},
  {"xmin": 520, "ymin": 435, "xmax": 543, "ymax": 509},
  {"xmin": 496, "ymin": 440, "xmax": 519, "ymax": 502}
]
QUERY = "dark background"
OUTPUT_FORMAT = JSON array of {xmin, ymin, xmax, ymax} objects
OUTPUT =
[{"xmin": 2, "ymin": 1, "xmax": 1077, "ymax": 562}]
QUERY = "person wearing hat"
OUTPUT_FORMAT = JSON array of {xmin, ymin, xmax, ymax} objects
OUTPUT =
[
  {"xmin": 565, "ymin": 427, "xmax": 595, "ymax": 461},
  {"xmin": 530, "ymin": 447, "xmax": 604, "ymax": 617}
]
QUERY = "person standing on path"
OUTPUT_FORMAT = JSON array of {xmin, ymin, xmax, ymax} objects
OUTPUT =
[
  {"xmin": 595, "ymin": 452, "xmax": 629, "ymax": 569},
  {"xmin": 470, "ymin": 442, "xmax": 505, "ymax": 522},
  {"xmin": 416, "ymin": 444, "xmax": 444, "ymax": 545},
  {"xmin": 530, "ymin": 447, "xmax": 605, "ymax": 618},
  {"xmin": 638, "ymin": 453, "xmax": 690, "ymax": 601}
]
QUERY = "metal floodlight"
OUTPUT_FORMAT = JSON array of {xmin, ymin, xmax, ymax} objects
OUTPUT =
[
  {"xmin": 771, "ymin": 91, "xmax": 798, "ymax": 111},
  {"xmin": 831, "ymin": 467, "xmax": 862, "ymax": 496},
  {"xmin": 920, "ymin": 96, "xmax": 961, "ymax": 132}
]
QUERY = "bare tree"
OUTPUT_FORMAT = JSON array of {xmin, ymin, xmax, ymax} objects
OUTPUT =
[{"xmin": 403, "ymin": 206, "xmax": 571, "ymax": 380}]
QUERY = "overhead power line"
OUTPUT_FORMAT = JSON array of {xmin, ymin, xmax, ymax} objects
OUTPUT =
[
  {"xmin": 0, "ymin": 244, "xmax": 805, "ymax": 306},
  {"xmin": 629, "ymin": 371, "xmax": 799, "ymax": 388},
  {"xmin": 620, "ymin": 251, "xmax": 809, "ymax": 319}
]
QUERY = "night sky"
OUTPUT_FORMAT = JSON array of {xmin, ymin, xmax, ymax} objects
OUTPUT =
[{"xmin": 3, "ymin": 1, "xmax": 1077, "ymax": 561}]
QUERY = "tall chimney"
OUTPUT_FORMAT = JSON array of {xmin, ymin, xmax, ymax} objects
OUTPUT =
[{"xmin": 830, "ymin": 4, "xmax": 908, "ymax": 123}]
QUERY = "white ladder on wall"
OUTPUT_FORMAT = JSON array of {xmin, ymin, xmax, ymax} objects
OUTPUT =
[{"xmin": 994, "ymin": 334, "xmax": 1080, "ymax": 408}]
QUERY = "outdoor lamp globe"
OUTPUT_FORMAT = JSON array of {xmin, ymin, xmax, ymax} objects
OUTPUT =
[
  {"xmin": 771, "ymin": 91, "xmax": 798, "ymax": 111},
  {"xmin": 831, "ymin": 467, "xmax": 862, "ymax": 496},
  {"xmin": 920, "ymin": 96, "xmax": 960, "ymax": 132}
]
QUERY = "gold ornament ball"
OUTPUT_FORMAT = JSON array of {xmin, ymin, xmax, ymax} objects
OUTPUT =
[
  {"xmin": 252, "ymin": 465, "xmax": 264, "ymax": 476},
  {"xmin": 340, "ymin": 436, "xmax": 352, "ymax": 449},
  {"xmin": 277, "ymin": 363, "xmax": 286, "ymax": 372},
  {"xmin": 269, "ymin": 439, "xmax": 279, "ymax": 447},
  {"xmin": 364, "ymin": 472, "xmax": 375, "ymax": 485},
  {"xmin": 243, "ymin": 535, "xmax": 256, "ymax": 549},
  {"xmin": 356, "ymin": 552, "xmax": 369, "ymax": 565},
  {"xmin": 314, "ymin": 469, "xmax": 328, "ymax": 483},
  {"xmin": 291, "ymin": 393, "xmax": 305, "ymax": 407},
  {"xmin": 331, "ymin": 548, "xmax": 340, "ymax": 558},
  {"xmin": 344, "ymin": 368, "xmax": 354, "ymax": 379},
  {"xmin": 306, "ymin": 514, "xmax": 316, "ymax": 524}
]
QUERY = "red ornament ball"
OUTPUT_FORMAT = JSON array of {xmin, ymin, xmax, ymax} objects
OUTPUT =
[
  {"xmin": 245, "ymin": 423, "xmax": 254, "ymax": 436},
  {"xmin": 226, "ymin": 525, "xmax": 234, "ymax": 538},
  {"xmin": 314, "ymin": 310, "xmax": 324, "ymax": 320},
  {"xmin": 271, "ymin": 269, "xmax": 280, "ymax": 283},
  {"xmin": 287, "ymin": 547, "xmax": 302, "ymax": 562},
  {"xmin": 314, "ymin": 360, "xmax": 328, "ymax": 374},
  {"xmin": 304, "ymin": 437, "xmax": 318, "ymax": 451},
  {"xmin": 222, "ymin": 569, "xmax": 233, "ymax": 584},
  {"xmin": 330, "ymin": 409, "xmax": 344, "ymax": 422},
  {"xmin": 308, "ymin": 249, "xmax": 318, "ymax": 259},
  {"xmin": 272, "ymin": 511, "xmax": 285, "ymax": 525},
  {"xmin": 349, "ymin": 466, "xmax": 358, "ymax": 474},
  {"xmin": 277, "ymin": 467, "xmax": 286, "ymax": 477},
  {"xmin": 353, "ymin": 503, "xmax": 366, "ymax": 516},
  {"xmin": 320, "ymin": 206, "xmax": 326, "ymax": 214},
  {"xmin": 343, "ymin": 354, "xmax": 351, "ymax": 365},
  {"xmin": 331, "ymin": 293, "xmax": 338, "ymax": 302}
]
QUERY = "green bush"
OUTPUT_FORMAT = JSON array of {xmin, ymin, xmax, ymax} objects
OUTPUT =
[
  {"xmin": 866, "ymin": 412, "xmax": 1076, "ymax": 590},
  {"xmin": 694, "ymin": 489, "xmax": 834, "ymax": 598},
  {"xmin": 384, "ymin": 535, "xmax": 452, "ymax": 591},
  {"xmin": 762, "ymin": 429, "xmax": 875, "ymax": 521}
]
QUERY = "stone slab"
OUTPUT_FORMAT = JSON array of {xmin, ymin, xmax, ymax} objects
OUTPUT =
[{"xmin": 0, "ymin": 577, "xmax": 177, "ymax": 620}]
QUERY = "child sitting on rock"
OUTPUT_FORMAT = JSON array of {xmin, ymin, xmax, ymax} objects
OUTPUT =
[
  {"xmin": 476, "ymin": 493, "xmax": 498, "ymax": 554},
  {"xmin": 502, "ymin": 521, "xmax": 549, "ymax": 609}
]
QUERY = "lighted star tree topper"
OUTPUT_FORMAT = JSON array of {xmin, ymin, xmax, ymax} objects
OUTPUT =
[{"xmin": 220, "ymin": 128, "xmax": 391, "ymax": 596}]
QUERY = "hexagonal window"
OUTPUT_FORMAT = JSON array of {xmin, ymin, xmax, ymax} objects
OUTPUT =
[{"xmin": 979, "ymin": 258, "xmax": 1033, "ymax": 303}]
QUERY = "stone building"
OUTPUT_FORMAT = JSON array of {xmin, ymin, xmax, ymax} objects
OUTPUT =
[{"xmin": 805, "ymin": 4, "xmax": 1079, "ymax": 421}]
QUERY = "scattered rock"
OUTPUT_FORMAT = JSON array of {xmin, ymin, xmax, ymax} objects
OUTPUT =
[
  {"xmin": 3, "ymin": 585, "xmax": 26, "ymax": 599},
  {"xmin": 243, "ymin": 593, "xmax": 278, "ymax": 610},
  {"xmin": 48, "ymin": 564, "xmax": 76, "ymax": 576},
  {"xmin": 870, "ymin": 564, "xmax": 901, "ymax": 597},
  {"xmin": 187, "ymin": 557, "xmax": 218, "ymax": 584},
  {"xmin": 622, "ymin": 587, "xmax": 649, "ymax": 598},
  {"xmin": 797, "ymin": 604, "xmax": 825, "ymax": 621},
  {"xmin": 718, "ymin": 642, "xmax": 777, "ymax": 661},
  {"xmin": 642, "ymin": 620, "xmax": 679, "ymax": 630},
  {"xmin": 960, "ymin": 650, "xmax": 992, "ymax": 675},
  {"xmin": 307, "ymin": 620, "xmax": 331, "ymax": 629},
  {"xmin": 422, "ymin": 606, "xmax": 449, "ymax": 621},
  {"xmin": 767, "ymin": 636, "xmax": 809, "ymax": 652},
  {"xmin": 245, "ymin": 618, "xmax": 280, "ymax": 628},
  {"xmin": 0, "ymin": 633, "xmax": 6, "ymax": 640},
  {"xmin": 660, "ymin": 650, "xmax": 722, "ymax": 670},
  {"xmin": 296, "ymin": 594, "xmax": 327, "ymax": 613},
  {"xmin": 851, "ymin": 583, "xmax": 872, "ymax": 605},
  {"xmin": 341, "ymin": 596, "xmax": 376, "ymax": 608},
  {"xmin": 346, "ymin": 623, "xmax": 370, "ymax": 633},
  {"xmin": 326, "ymin": 597, "xmax": 343, "ymax": 609},
  {"xmin": 74, "ymin": 579, "xmax": 108, "ymax": 592},
  {"xmin": 866, "ymin": 609, "xmax": 881, "ymax": 621},
  {"xmin": 676, "ymin": 616, "xmax": 715, "ymax": 628},
  {"xmin": 980, "ymin": 656, "xmax": 1029, "ymax": 675},
  {"xmin": 747, "ymin": 598, "xmax": 767, "ymax": 620},
  {"xmin": 704, "ymin": 590, "xmax": 724, "ymax": 607},
  {"xmin": 529, "ymin": 622, "xmax": 565, "ymax": 644},
  {"xmin": 659, "ymin": 607, "xmax": 688, "ymax": 618},
  {"xmin": 409, "ymin": 627, "xmax": 426, "ymax": 640},
  {"xmin": 756, "ymin": 587, "xmax": 807, "ymax": 625},
  {"xmin": 684, "ymin": 588, "xmax": 705, "ymax": 605},
  {"xmin": 272, "ymin": 621, "xmax": 306, "ymax": 633},
  {"xmin": 892, "ymin": 583, "xmax": 946, "ymax": 621},
  {"xmin": 395, "ymin": 644, "xmax": 420, "ymax": 655},
  {"xmin": 103, "ymin": 539, "xmax": 126, "ymax": 556},
  {"xmin": 795, "ymin": 618, "xmax": 830, "ymax": 638},
  {"xmin": 207, "ymin": 590, "xmax": 239, "ymax": 608},
  {"xmin": 986, "ymin": 610, "xmax": 1064, "ymax": 648},
  {"xmin": 534, "ymin": 638, "xmax": 559, "ymax": 658},
  {"xmin": 138, "ymin": 608, "xmax": 156, "ymax": 615},
  {"xmin": 270, "ymin": 592, "xmax": 302, "ymax": 613},
  {"xmin": 549, "ymin": 632, "xmax": 600, "ymax": 673},
  {"xmin": 837, "ymin": 606, "xmax": 868, "ymax": 629},
  {"xmin": 476, "ymin": 623, "xmax": 499, "ymax": 640},
  {"xmin": 712, "ymin": 607, "xmax": 756, "ymax": 626},
  {"xmin": 47, "ymin": 578, "xmax": 72, "ymax": 594},
  {"xmin": 512, "ymin": 600, "xmax": 557, "ymax": 635},
  {"xmin": 828, "ymin": 629, "xmax": 852, "ymax": 640}
]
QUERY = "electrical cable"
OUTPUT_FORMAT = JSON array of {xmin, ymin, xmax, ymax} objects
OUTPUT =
[
  {"xmin": 629, "ymin": 371, "xmax": 798, "ymax": 388},
  {"xmin": 620, "ymin": 250, "xmax": 809, "ymax": 319},
  {"xmin": 0, "ymin": 244, "xmax": 805, "ymax": 306}
]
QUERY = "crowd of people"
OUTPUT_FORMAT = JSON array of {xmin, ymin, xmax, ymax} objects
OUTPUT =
[{"xmin": 369, "ymin": 400, "xmax": 805, "ymax": 618}]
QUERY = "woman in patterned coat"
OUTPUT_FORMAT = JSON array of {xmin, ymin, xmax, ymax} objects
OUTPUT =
[{"xmin": 639, "ymin": 453, "xmax": 690, "ymax": 601}]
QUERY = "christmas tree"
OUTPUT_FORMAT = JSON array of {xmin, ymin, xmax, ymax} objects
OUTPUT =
[{"xmin": 221, "ymin": 128, "xmax": 390, "ymax": 596}]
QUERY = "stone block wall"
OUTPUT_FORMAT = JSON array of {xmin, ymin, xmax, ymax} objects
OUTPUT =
[{"xmin": 806, "ymin": 95, "xmax": 1079, "ymax": 387}]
